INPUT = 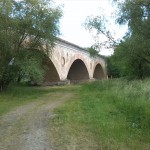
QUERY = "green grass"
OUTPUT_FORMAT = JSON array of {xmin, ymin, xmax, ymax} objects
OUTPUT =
[
  {"xmin": 0, "ymin": 83, "xmax": 78, "ymax": 116},
  {"xmin": 50, "ymin": 79, "xmax": 150, "ymax": 150},
  {"xmin": 1, "ymin": 80, "xmax": 150, "ymax": 149},
  {"xmin": 0, "ymin": 83, "xmax": 47, "ymax": 115}
]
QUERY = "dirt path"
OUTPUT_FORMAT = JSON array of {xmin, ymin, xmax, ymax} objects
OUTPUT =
[{"xmin": 0, "ymin": 92, "xmax": 73, "ymax": 150}]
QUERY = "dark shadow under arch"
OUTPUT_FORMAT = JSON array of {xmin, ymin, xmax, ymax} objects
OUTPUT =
[
  {"xmin": 93, "ymin": 64, "xmax": 105, "ymax": 80},
  {"xmin": 67, "ymin": 59, "xmax": 89, "ymax": 82},
  {"xmin": 43, "ymin": 57, "xmax": 60, "ymax": 84}
]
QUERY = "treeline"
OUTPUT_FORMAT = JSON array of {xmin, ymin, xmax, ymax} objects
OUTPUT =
[
  {"xmin": 0, "ymin": 0, "xmax": 62, "ymax": 91},
  {"xmin": 85, "ymin": 0, "xmax": 150, "ymax": 79}
]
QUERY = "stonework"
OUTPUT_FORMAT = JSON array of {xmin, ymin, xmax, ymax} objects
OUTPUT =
[{"xmin": 44, "ymin": 38, "xmax": 107, "ymax": 84}]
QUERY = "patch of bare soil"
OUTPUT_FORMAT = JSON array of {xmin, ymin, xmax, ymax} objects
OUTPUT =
[{"xmin": 0, "ymin": 92, "xmax": 73, "ymax": 150}]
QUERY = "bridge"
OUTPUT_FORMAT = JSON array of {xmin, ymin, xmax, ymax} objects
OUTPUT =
[{"xmin": 43, "ymin": 38, "xmax": 107, "ymax": 85}]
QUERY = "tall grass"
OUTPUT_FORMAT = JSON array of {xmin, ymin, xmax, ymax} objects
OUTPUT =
[{"xmin": 50, "ymin": 79, "xmax": 150, "ymax": 150}]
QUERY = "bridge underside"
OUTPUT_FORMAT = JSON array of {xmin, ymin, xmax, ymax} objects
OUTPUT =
[
  {"xmin": 43, "ymin": 58, "xmax": 106, "ymax": 85},
  {"xmin": 93, "ymin": 64, "xmax": 105, "ymax": 80},
  {"xmin": 67, "ymin": 59, "xmax": 89, "ymax": 83},
  {"xmin": 43, "ymin": 57, "xmax": 60, "ymax": 85}
]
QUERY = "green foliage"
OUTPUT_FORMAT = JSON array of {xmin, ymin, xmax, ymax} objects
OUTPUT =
[
  {"xmin": 51, "ymin": 79, "xmax": 150, "ymax": 149},
  {"xmin": 112, "ymin": 37, "xmax": 150, "ymax": 79},
  {"xmin": 0, "ymin": 65, "xmax": 18, "ymax": 91},
  {"xmin": 85, "ymin": 0, "xmax": 150, "ymax": 79},
  {"xmin": 112, "ymin": 0, "xmax": 150, "ymax": 79},
  {"xmin": 0, "ymin": 0, "xmax": 62, "ymax": 90},
  {"xmin": 87, "ymin": 46, "xmax": 99, "ymax": 57},
  {"xmin": 85, "ymin": 15, "xmax": 115, "ymax": 45},
  {"xmin": 106, "ymin": 56, "xmax": 120, "ymax": 78},
  {"xmin": 15, "ymin": 49, "xmax": 45, "ymax": 84}
]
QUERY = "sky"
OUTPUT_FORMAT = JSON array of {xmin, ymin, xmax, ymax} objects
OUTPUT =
[{"xmin": 54, "ymin": 0, "xmax": 128, "ymax": 56}]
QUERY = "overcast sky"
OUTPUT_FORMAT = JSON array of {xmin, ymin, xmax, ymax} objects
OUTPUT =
[{"xmin": 54, "ymin": 0, "xmax": 128, "ymax": 55}]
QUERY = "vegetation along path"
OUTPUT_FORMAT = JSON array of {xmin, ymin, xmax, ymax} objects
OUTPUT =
[
  {"xmin": 1, "ymin": 80, "xmax": 150, "ymax": 150},
  {"xmin": 0, "ymin": 85, "xmax": 74, "ymax": 150}
]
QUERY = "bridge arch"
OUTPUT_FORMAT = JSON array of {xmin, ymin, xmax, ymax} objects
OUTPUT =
[
  {"xmin": 43, "ymin": 56, "xmax": 60, "ymax": 84},
  {"xmin": 93, "ymin": 63, "xmax": 105, "ymax": 80},
  {"xmin": 67, "ymin": 59, "xmax": 90, "ymax": 82}
]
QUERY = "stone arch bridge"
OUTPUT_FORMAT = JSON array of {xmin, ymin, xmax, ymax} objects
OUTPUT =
[{"xmin": 44, "ymin": 38, "xmax": 107, "ymax": 85}]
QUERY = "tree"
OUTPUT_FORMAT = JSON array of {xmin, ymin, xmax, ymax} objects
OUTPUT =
[
  {"xmin": 0, "ymin": 0, "xmax": 62, "ymax": 90},
  {"xmin": 87, "ymin": 45, "xmax": 99, "ymax": 57},
  {"xmin": 106, "ymin": 56, "xmax": 120, "ymax": 78},
  {"xmin": 84, "ymin": 0, "xmax": 150, "ymax": 79},
  {"xmin": 115, "ymin": 0, "xmax": 150, "ymax": 78}
]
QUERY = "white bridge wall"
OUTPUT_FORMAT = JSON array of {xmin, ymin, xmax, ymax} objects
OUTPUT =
[{"xmin": 49, "ymin": 38, "xmax": 107, "ymax": 81}]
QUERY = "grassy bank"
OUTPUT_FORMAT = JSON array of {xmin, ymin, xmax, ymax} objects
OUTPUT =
[
  {"xmin": 1, "ymin": 80, "xmax": 150, "ymax": 149},
  {"xmin": 0, "ymin": 84, "xmax": 48, "ymax": 115},
  {"xmin": 50, "ymin": 79, "xmax": 150, "ymax": 150},
  {"xmin": 0, "ymin": 83, "xmax": 78, "ymax": 116}
]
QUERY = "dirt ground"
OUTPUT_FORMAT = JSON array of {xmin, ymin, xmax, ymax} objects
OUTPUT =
[{"xmin": 0, "ymin": 92, "xmax": 73, "ymax": 150}]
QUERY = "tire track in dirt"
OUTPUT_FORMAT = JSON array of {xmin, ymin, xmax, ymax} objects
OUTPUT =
[{"xmin": 0, "ymin": 92, "xmax": 73, "ymax": 150}]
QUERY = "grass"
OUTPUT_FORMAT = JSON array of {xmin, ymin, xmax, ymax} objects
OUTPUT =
[
  {"xmin": 0, "ymin": 83, "xmax": 78, "ymax": 116},
  {"xmin": 49, "ymin": 79, "xmax": 150, "ymax": 150},
  {"xmin": 1, "ymin": 80, "xmax": 150, "ymax": 149},
  {"xmin": 0, "ymin": 83, "xmax": 48, "ymax": 115}
]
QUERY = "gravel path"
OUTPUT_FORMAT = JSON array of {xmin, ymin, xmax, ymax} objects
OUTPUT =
[{"xmin": 0, "ymin": 92, "xmax": 73, "ymax": 150}]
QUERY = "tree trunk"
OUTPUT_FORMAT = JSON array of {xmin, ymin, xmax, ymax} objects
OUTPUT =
[
  {"xmin": 17, "ymin": 74, "xmax": 21, "ymax": 83},
  {"xmin": 138, "ymin": 62, "xmax": 143, "ymax": 79}
]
